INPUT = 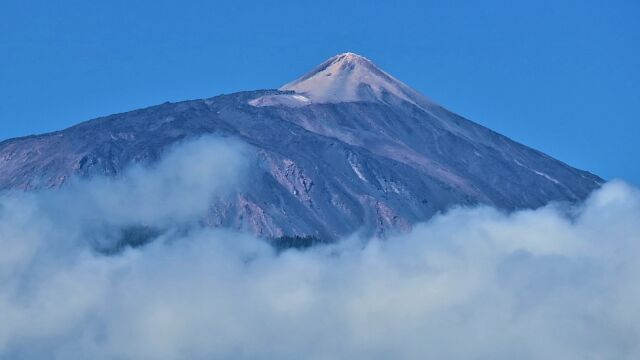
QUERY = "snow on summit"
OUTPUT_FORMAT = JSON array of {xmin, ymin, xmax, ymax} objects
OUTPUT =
[{"xmin": 252, "ymin": 52, "xmax": 435, "ymax": 108}]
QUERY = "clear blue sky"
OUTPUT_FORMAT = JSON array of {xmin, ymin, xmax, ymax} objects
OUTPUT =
[{"xmin": 1, "ymin": 0, "xmax": 638, "ymax": 184}]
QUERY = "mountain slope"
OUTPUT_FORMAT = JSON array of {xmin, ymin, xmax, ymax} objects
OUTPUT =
[{"xmin": 0, "ymin": 53, "xmax": 603, "ymax": 239}]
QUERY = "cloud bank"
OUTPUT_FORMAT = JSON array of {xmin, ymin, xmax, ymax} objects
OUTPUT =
[{"xmin": 1, "ymin": 136, "xmax": 639, "ymax": 359}]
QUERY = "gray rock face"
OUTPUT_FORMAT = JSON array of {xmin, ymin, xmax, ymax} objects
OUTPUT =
[{"xmin": 0, "ymin": 53, "xmax": 602, "ymax": 239}]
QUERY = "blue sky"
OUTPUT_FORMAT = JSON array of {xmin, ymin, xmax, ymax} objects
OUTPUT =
[{"xmin": 1, "ymin": 0, "xmax": 638, "ymax": 184}]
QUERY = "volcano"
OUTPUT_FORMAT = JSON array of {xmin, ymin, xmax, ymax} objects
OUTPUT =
[{"xmin": 0, "ymin": 53, "xmax": 602, "ymax": 240}]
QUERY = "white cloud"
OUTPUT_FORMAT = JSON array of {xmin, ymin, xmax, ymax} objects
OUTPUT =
[{"xmin": 0, "ymin": 136, "xmax": 639, "ymax": 359}]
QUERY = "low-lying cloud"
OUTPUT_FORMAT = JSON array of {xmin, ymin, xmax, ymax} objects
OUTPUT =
[{"xmin": 1, "ymin": 136, "xmax": 639, "ymax": 359}]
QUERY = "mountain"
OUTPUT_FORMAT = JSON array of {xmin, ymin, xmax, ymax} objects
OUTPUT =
[{"xmin": 0, "ymin": 53, "xmax": 603, "ymax": 240}]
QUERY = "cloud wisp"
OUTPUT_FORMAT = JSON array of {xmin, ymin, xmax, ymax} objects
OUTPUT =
[{"xmin": 1, "ymin": 136, "xmax": 639, "ymax": 359}]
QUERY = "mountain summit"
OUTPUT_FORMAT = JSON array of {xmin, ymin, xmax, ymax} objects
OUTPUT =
[
  {"xmin": 0, "ymin": 53, "xmax": 603, "ymax": 241},
  {"xmin": 280, "ymin": 52, "xmax": 431, "ymax": 107},
  {"xmin": 250, "ymin": 52, "xmax": 434, "ymax": 109}
]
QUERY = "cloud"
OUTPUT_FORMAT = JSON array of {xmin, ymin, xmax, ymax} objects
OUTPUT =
[{"xmin": 0, "ymin": 136, "xmax": 639, "ymax": 359}]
